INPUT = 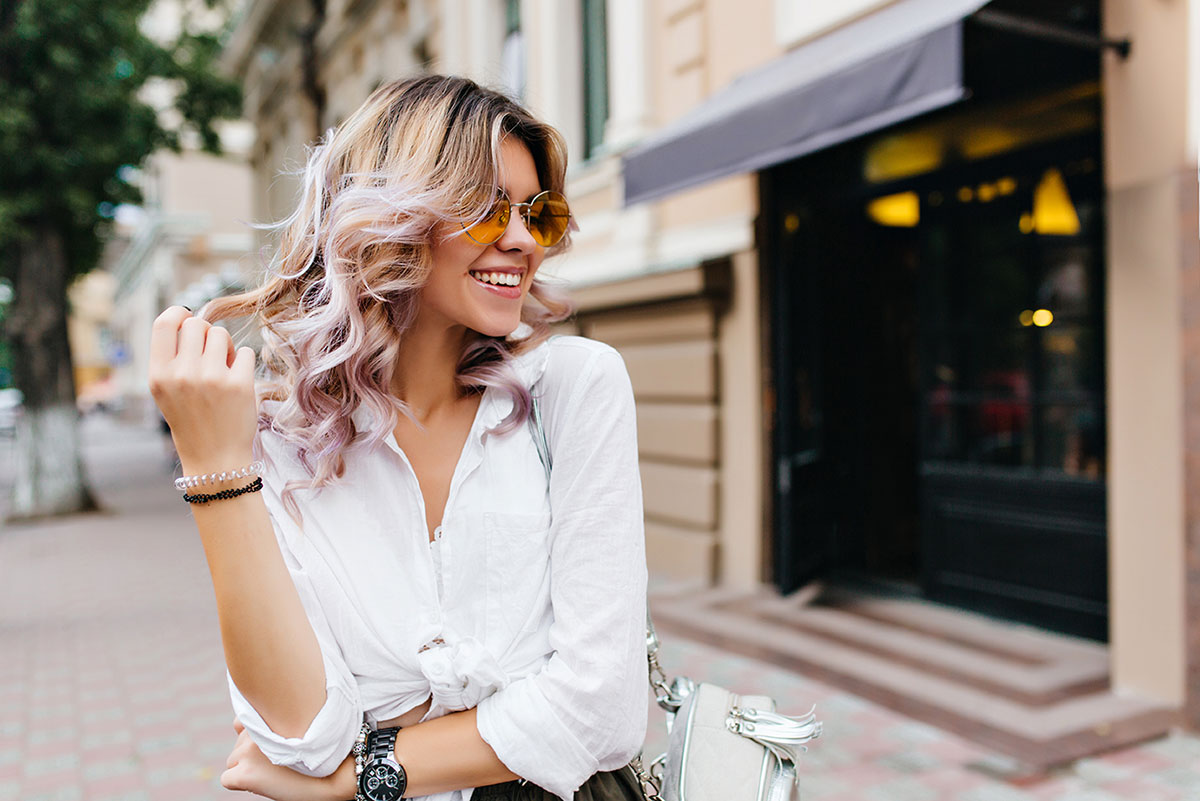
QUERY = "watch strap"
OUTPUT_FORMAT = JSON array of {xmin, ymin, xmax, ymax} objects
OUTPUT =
[{"xmin": 368, "ymin": 727, "xmax": 400, "ymax": 762}]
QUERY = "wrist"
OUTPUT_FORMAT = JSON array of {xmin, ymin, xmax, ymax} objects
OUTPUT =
[
  {"xmin": 325, "ymin": 755, "xmax": 358, "ymax": 801},
  {"xmin": 177, "ymin": 450, "xmax": 257, "ymax": 480}
]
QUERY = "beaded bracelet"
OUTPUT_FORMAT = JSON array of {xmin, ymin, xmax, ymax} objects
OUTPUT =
[
  {"xmin": 353, "ymin": 721, "xmax": 369, "ymax": 801},
  {"xmin": 174, "ymin": 460, "xmax": 264, "ymax": 492},
  {"xmin": 182, "ymin": 477, "xmax": 263, "ymax": 505}
]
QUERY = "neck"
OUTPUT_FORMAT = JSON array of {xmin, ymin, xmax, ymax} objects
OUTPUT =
[{"xmin": 392, "ymin": 313, "xmax": 471, "ymax": 422}]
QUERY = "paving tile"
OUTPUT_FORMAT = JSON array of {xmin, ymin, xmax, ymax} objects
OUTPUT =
[
  {"xmin": 1150, "ymin": 765, "xmax": 1200, "ymax": 790},
  {"xmin": 863, "ymin": 776, "xmax": 941, "ymax": 801},
  {"xmin": 88, "ymin": 789, "xmax": 150, "ymax": 801},
  {"xmin": 0, "ymin": 779, "xmax": 20, "ymax": 801},
  {"xmin": 21, "ymin": 788, "xmax": 84, "ymax": 801},
  {"xmin": 1070, "ymin": 756, "xmax": 1133, "ymax": 784},
  {"xmin": 960, "ymin": 785, "xmax": 1038, "ymax": 801}
]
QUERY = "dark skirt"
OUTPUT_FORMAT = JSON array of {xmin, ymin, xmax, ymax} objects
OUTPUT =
[{"xmin": 472, "ymin": 766, "xmax": 644, "ymax": 801}]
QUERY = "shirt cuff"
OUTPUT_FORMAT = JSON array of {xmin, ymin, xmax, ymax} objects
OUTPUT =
[
  {"xmin": 227, "ymin": 672, "xmax": 360, "ymax": 777},
  {"xmin": 476, "ymin": 679, "xmax": 599, "ymax": 801}
]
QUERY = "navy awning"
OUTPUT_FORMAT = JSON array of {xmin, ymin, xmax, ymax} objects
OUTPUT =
[{"xmin": 622, "ymin": 0, "xmax": 991, "ymax": 206}]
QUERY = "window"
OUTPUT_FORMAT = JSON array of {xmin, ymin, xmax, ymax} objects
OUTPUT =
[
  {"xmin": 580, "ymin": 0, "xmax": 608, "ymax": 159},
  {"xmin": 919, "ymin": 153, "xmax": 1106, "ymax": 479},
  {"xmin": 500, "ymin": 0, "xmax": 525, "ymax": 98}
]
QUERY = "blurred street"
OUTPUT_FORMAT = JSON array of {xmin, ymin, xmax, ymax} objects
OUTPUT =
[{"xmin": 0, "ymin": 416, "xmax": 1198, "ymax": 800}]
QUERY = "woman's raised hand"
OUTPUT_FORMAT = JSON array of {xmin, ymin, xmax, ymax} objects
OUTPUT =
[{"xmin": 148, "ymin": 306, "xmax": 259, "ymax": 475}]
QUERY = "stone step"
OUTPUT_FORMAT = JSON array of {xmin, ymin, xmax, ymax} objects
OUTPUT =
[
  {"xmin": 649, "ymin": 586, "xmax": 1178, "ymax": 770},
  {"xmin": 734, "ymin": 592, "xmax": 1110, "ymax": 706}
]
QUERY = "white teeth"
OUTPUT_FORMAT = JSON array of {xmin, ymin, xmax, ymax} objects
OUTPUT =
[{"xmin": 471, "ymin": 271, "xmax": 521, "ymax": 287}]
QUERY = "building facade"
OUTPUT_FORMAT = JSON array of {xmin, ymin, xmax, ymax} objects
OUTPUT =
[
  {"xmin": 224, "ymin": 0, "xmax": 1200, "ymax": 760},
  {"xmin": 109, "ymin": 143, "xmax": 256, "ymax": 416}
]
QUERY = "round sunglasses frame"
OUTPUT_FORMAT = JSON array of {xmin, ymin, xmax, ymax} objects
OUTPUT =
[{"xmin": 462, "ymin": 189, "xmax": 571, "ymax": 248}]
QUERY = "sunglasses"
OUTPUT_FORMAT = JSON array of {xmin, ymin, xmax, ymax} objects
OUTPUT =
[{"xmin": 463, "ymin": 189, "xmax": 571, "ymax": 248}]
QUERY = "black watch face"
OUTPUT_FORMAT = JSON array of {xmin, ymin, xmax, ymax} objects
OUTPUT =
[{"xmin": 360, "ymin": 761, "xmax": 406, "ymax": 801}]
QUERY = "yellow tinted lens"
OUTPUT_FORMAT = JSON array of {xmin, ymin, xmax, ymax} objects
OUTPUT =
[
  {"xmin": 465, "ymin": 199, "xmax": 510, "ymax": 244},
  {"xmin": 526, "ymin": 192, "xmax": 570, "ymax": 247}
]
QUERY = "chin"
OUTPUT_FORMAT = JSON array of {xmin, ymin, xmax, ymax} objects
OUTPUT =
[{"xmin": 469, "ymin": 315, "xmax": 524, "ymax": 339}]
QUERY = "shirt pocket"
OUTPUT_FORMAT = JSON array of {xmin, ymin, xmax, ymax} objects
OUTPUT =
[{"xmin": 485, "ymin": 511, "xmax": 553, "ymax": 643}]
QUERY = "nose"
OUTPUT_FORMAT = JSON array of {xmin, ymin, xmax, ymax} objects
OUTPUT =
[{"xmin": 494, "ymin": 205, "xmax": 539, "ymax": 254}]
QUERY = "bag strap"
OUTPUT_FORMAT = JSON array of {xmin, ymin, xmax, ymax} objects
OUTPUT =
[{"xmin": 529, "ymin": 396, "xmax": 553, "ymax": 488}]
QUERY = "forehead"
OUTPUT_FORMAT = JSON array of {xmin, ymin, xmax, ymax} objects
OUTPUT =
[{"xmin": 496, "ymin": 137, "xmax": 542, "ymax": 201}]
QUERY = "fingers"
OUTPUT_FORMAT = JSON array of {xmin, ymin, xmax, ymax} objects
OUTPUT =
[
  {"xmin": 231, "ymin": 347, "xmax": 257, "ymax": 384},
  {"xmin": 177, "ymin": 316, "xmax": 209, "ymax": 363},
  {"xmin": 202, "ymin": 325, "xmax": 234, "ymax": 372},
  {"xmin": 233, "ymin": 717, "xmax": 245, "ymax": 735},
  {"xmin": 149, "ymin": 306, "xmax": 193, "ymax": 366},
  {"xmin": 154, "ymin": 306, "xmax": 242, "ymax": 374},
  {"xmin": 225, "ymin": 729, "xmax": 251, "ymax": 768},
  {"xmin": 220, "ymin": 765, "xmax": 244, "ymax": 792}
]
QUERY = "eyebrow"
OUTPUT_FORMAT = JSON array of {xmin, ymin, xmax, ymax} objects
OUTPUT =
[{"xmin": 498, "ymin": 187, "xmax": 545, "ymax": 204}]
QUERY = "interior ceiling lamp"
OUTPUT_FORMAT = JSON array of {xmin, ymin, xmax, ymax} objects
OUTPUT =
[
  {"xmin": 1032, "ymin": 167, "xmax": 1080, "ymax": 235},
  {"xmin": 865, "ymin": 133, "xmax": 943, "ymax": 183},
  {"xmin": 867, "ymin": 191, "xmax": 920, "ymax": 227}
]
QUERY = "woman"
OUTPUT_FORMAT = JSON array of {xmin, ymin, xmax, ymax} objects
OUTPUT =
[{"xmin": 148, "ymin": 76, "xmax": 648, "ymax": 801}]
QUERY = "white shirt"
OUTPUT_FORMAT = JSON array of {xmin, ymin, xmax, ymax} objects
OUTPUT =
[{"xmin": 228, "ymin": 336, "xmax": 649, "ymax": 801}]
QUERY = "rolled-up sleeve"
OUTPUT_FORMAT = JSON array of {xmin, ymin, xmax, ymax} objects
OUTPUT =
[
  {"xmin": 227, "ymin": 512, "xmax": 363, "ymax": 777},
  {"xmin": 476, "ymin": 345, "xmax": 649, "ymax": 801}
]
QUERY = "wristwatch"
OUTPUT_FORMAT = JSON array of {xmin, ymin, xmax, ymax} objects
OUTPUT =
[{"xmin": 357, "ymin": 726, "xmax": 407, "ymax": 801}]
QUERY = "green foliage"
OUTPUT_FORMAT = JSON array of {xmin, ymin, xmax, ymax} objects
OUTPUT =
[{"xmin": 0, "ymin": 0, "xmax": 242, "ymax": 277}]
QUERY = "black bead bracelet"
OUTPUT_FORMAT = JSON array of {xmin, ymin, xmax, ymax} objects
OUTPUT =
[{"xmin": 182, "ymin": 476, "xmax": 264, "ymax": 505}]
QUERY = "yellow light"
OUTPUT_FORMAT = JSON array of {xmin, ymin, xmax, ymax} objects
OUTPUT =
[
  {"xmin": 866, "ymin": 191, "xmax": 920, "ymax": 227},
  {"xmin": 977, "ymin": 182, "xmax": 997, "ymax": 202},
  {"xmin": 1032, "ymin": 168, "xmax": 1080, "ymax": 235},
  {"xmin": 864, "ymin": 133, "xmax": 943, "ymax": 182},
  {"xmin": 962, "ymin": 127, "xmax": 1020, "ymax": 160},
  {"xmin": 1019, "ymin": 213, "xmax": 1035, "ymax": 234},
  {"xmin": 1019, "ymin": 309, "xmax": 1034, "ymax": 327},
  {"xmin": 784, "ymin": 213, "xmax": 800, "ymax": 233},
  {"xmin": 1032, "ymin": 309, "xmax": 1054, "ymax": 327},
  {"xmin": 957, "ymin": 186, "xmax": 974, "ymax": 203},
  {"xmin": 1046, "ymin": 334, "xmax": 1077, "ymax": 354},
  {"xmin": 996, "ymin": 176, "xmax": 1018, "ymax": 195}
]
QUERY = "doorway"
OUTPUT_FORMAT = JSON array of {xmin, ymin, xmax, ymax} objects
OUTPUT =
[{"xmin": 766, "ymin": 120, "xmax": 1108, "ymax": 639}]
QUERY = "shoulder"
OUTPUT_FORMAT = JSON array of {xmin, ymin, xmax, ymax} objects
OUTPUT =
[
  {"xmin": 520, "ymin": 337, "xmax": 634, "ymax": 438},
  {"xmin": 517, "ymin": 335, "xmax": 628, "ymax": 396}
]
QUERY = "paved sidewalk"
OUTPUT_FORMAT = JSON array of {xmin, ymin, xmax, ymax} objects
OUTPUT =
[{"xmin": 1, "ymin": 415, "xmax": 1198, "ymax": 801}]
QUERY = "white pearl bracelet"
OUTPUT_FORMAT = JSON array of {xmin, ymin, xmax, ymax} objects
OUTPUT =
[{"xmin": 174, "ymin": 460, "xmax": 265, "ymax": 492}]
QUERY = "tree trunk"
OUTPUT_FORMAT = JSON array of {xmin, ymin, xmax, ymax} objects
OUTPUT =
[{"xmin": 5, "ymin": 226, "xmax": 97, "ymax": 519}]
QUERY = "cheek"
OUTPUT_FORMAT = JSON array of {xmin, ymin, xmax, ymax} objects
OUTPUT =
[{"xmin": 523, "ymin": 255, "xmax": 545, "ymax": 289}]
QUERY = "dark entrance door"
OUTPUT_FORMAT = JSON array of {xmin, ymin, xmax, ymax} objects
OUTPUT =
[{"xmin": 766, "ymin": 121, "xmax": 1108, "ymax": 639}]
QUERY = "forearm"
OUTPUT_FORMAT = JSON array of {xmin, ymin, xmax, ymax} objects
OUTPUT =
[
  {"xmin": 325, "ymin": 708, "xmax": 518, "ymax": 798},
  {"xmin": 187, "ymin": 465, "xmax": 326, "ymax": 737},
  {"xmin": 149, "ymin": 308, "xmax": 327, "ymax": 740}
]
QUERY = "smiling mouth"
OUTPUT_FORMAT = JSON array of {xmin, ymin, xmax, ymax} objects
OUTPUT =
[{"xmin": 469, "ymin": 270, "xmax": 522, "ymax": 287}]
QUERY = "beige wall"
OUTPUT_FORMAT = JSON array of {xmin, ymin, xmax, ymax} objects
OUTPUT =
[
  {"xmin": 157, "ymin": 151, "xmax": 253, "ymax": 237},
  {"xmin": 718, "ymin": 249, "xmax": 767, "ymax": 587},
  {"xmin": 1104, "ymin": 0, "xmax": 1195, "ymax": 705}
]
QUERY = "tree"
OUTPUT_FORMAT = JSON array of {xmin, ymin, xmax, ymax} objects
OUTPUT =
[{"xmin": 0, "ymin": 0, "xmax": 240, "ymax": 518}]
